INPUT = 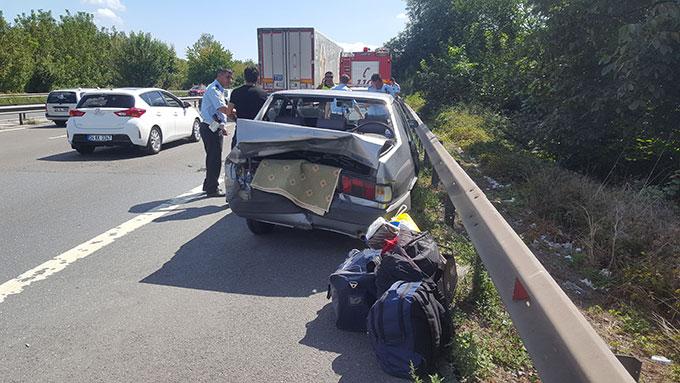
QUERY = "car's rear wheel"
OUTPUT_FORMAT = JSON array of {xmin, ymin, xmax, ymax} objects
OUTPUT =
[
  {"xmin": 74, "ymin": 145, "xmax": 95, "ymax": 155},
  {"xmin": 188, "ymin": 118, "xmax": 201, "ymax": 142},
  {"xmin": 145, "ymin": 126, "xmax": 162, "ymax": 155},
  {"xmin": 246, "ymin": 219, "xmax": 274, "ymax": 235},
  {"xmin": 55, "ymin": 121, "xmax": 66, "ymax": 127}
]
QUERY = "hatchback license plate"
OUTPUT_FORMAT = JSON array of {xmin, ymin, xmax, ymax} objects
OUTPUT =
[
  {"xmin": 87, "ymin": 135, "xmax": 112, "ymax": 142},
  {"xmin": 55, "ymin": 107, "xmax": 68, "ymax": 112}
]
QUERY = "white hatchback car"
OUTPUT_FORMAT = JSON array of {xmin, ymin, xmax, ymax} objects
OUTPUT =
[
  {"xmin": 66, "ymin": 88, "xmax": 202, "ymax": 155},
  {"xmin": 45, "ymin": 88, "xmax": 97, "ymax": 127}
]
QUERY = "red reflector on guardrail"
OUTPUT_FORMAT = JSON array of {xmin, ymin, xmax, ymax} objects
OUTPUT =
[{"xmin": 513, "ymin": 278, "xmax": 529, "ymax": 301}]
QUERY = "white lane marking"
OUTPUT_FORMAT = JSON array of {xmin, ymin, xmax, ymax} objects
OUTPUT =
[
  {"xmin": 48, "ymin": 134, "xmax": 67, "ymax": 140},
  {"xmin": 0, "ymin": 184, "xmax": 229, "ymax": 304},
  {"xmin": 0, "ymin": 127, "xmax": 27, "ymax": 133}
]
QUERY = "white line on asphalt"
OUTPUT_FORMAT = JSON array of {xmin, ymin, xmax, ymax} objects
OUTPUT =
[
  {"xmin": 48, "ymin": 134, "xmax": 67, "ymax": 140},
  {"xmin": 0, "ymin": 185, "xmax": 230, "ymax": 304},
  {"xmin": 0, "ymin": 127, "xmax": 27, "ymax": 133}
]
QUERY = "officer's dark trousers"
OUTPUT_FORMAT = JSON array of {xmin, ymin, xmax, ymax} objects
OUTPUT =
[{"xmin": 199, "ymin": 122, "xmax": 223, "ymax": 193}]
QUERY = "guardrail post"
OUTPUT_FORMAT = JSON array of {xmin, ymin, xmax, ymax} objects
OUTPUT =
[
  {"xmin": 19, "ymin": 113, "xmax": 23, "ymax": 125},
  {"xmin": 443, "ymin": 195, "xmax": 456, "ymax": 227},
  {"xmin": 431, "ymin": 168, "xmax": 440, "ymax": 187}
]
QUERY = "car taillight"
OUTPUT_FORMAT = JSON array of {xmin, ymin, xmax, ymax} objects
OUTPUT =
[
  {"xmin": 340, "ymin": 175, "xmax": 393, "ymax": 202},
  {"xmin": 114, "ymin": 107, "xmax": 146, "ymax": 118},
  {"xmin": 69, "ymin": 109, "xmax": 86, "ymax": 117}
]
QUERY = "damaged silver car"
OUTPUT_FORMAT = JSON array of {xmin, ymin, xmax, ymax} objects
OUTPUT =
[{"xmin": 225, "ymin": 89, "xmax": 420, "ymax": 238}]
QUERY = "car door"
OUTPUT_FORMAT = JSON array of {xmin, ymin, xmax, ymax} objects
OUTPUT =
[
  {"xmin": 140, "ymin": 91, "xmax": 171, "ymax": 140},
  {"xmin": 161, "ymin": 91, "xmax": 189, "ymax": 140}
]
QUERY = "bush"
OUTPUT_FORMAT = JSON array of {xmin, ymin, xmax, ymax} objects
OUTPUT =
[
  {"xmin": 433, "ymin": 106, "xmax": 492, "ymax": 151},
  {"xmin": 404, "ymin": 92, "xmax": 426, "ymax": 113},
  {"xmin": 520, "ymin": 159, "xmax": 680, "ymax": 320},
  {"xmin": 0, "ymin": 96, "xmax": 47, "ymax": 106},
  {"xmin": 432, "ymin": 102, "xmax": 680, "ymax": 323}
]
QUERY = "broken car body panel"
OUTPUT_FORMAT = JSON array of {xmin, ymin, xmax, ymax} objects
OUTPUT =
[{"xmin": 229, "ymin": 119, "xmax": 389, "ymax": 170}]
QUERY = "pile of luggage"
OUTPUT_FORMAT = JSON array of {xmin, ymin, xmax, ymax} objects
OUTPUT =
[{"xmin": 327, "ymin": 207, "xmax": 454, "ymax": 379}]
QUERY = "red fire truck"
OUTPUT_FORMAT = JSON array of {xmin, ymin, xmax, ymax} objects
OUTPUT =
[{"xmin": 339, "ymin": 48, "xmax": 392, "ymax": 87}]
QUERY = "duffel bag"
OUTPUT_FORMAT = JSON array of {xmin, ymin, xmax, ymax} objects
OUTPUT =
[
  {"xmin": 327, "ymin": 249, "xmax": 381, "ymax": 331},
  {"xmin": 367, "ymin": 280, "xmax": 452, "ymax": 378}
]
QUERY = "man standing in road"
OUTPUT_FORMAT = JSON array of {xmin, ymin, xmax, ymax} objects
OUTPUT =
[
  {"xmin": 227, "ymin": 65, "xmax": 268, "ymax": 149},
  {"xmin": 200, "ymin": 68, "xmax": 232, "ymax": 197}
]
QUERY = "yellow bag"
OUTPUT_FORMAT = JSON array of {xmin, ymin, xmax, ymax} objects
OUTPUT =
[{"xmin": 390, "ymin": 205, "xmax": 421, "ymax": 233}]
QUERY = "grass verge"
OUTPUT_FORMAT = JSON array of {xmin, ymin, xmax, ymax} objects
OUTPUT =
[{"xmin": 408, "ymin": 99, "xmax": 679, "ymax": 382}]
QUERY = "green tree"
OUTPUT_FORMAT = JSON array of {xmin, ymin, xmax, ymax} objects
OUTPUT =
[
  {"xmin": 168, "ymin": 57, "xmax": 189, "ymax": 89},
  {"xmin": 54, "ymin": 11, "xmax": 113, "ymax": 88},
  {"xmin": 0, "ymin": 12, "xmax": 33, "ymax": 92},
  {"xmin": 14, "ymin": 10, "xmax": 59, "ymax": 92},
  {"xmin": 186, "ymin": 33, "xmax": 233, "ymax": 86},
  {"xmin": 230, "ymin": 59, "xmax": 257, "ymax": 88},
  {"xmin": 112, "ymin": 31, "xmax": 176, "ymax": 87}
]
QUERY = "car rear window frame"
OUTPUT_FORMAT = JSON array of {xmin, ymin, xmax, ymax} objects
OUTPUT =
[
  {"xmin": 76, "ymin": 94, "xmax": 136, "ymax": 109},
  {"xmin": 47, "ymin": 92, "xmax": 77, "ymax": 104}
]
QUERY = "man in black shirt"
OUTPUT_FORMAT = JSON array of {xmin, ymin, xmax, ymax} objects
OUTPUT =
[{"xmin": 227, "ymin": 65, "xmax": 269, "ymax": 148}]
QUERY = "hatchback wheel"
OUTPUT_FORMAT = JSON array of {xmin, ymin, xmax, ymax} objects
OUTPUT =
[
  {"xmin": 145, "ymin": 126, "xmax": 162, "ymax": 154},
  {"xmin": 55, "ymin": 121, "xmax": 66, "ymax": 127},
  {"xmin": 246, "ymin": 219, "xmax": 274, "ymax": 235},
  {"xmin": 188, "ymin": 119, "xmax": 201, "ymax": 142}
]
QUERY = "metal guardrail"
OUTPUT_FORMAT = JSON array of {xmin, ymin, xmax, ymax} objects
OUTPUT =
[
  {"xmin": 0, "ymin": 97, "xmax": 202, "ymax": 125},
  {"xmin": 404, "ymin": 103, "xmax": 635, "ymax": 383}
]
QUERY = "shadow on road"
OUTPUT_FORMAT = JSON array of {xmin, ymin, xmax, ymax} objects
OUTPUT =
[
  {"xmin": 37, "ymin": 140, "xmax": 189, "ymax": 162},
  {"xmin": 128, "ymin": 197, "xmax": 221, "ymax": 216},
  {"xmin": 140, "ymin": 214, "xmax": 362, "ymax": 297},
  {"xmin": 299, "ymin": 304, "xmax": 400, "ymax": 382},
  {"xmin": 28, "ymin": 124, "xmax": 60, "ymax": 129}
]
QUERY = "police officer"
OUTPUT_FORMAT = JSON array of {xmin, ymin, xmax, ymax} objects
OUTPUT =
[
  {"xmin": 367, "ymin": 73, "xmax": 400, "ymax": 96},
  {"xmin": 199, "ymin": 68, "xmax": 232, "ymax": 197}
]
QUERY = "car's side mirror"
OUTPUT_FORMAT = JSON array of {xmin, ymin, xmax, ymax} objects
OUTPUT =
[
  {"xmin": 183, "ymin": 101, "xmax": 192, "ymax": 108},
  {"xmin": 408, "ymin": 119, "xmax": 419, "ymax": 129}
]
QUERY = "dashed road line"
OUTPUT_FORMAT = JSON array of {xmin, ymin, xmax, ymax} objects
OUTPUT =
[
  {"xmin": 0, "ymin": 127, "xmax": 27, "ymax": 133},
  {"xmin": 0, "ymin": 184, "xmax": 230, "ymax": 304},
  {"xmin": 48, "ymin": 134, "xmax": 67, "ymax": 140}
]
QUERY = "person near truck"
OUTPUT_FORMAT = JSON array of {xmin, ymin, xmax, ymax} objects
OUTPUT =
[
  {"xmin": 331, "ymin": 74, "xmax": 351, "ymax": 91},
  {"xmin": 367, "ymin": 73, "xmax": 400, "ymax": 96},
  {"xmin": 199, "ymin": 68, "xmax": 232, "ymax": 197},
  {"xmin": 227, "ymin": 65, "xmax": 269, "ymax": 149},
  {"xmin": 327, "ymin": 74, "xmax": 363, "ymax": 118},
  {"xmin": 317, "ymin": 71, "xmax": 335, "ymax": 89}
]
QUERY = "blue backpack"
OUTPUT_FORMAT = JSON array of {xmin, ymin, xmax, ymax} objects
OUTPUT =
[
  {"xmin": 367, "ymin": 280, "xmax": 452, "ymax": 378},
  {"xmin": 327, "ymin": 249, "xmax": 381, "ymax": 332}
]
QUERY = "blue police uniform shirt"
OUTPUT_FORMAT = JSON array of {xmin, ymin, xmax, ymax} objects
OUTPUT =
[
  {"xmin": 331, "ymin": 84, "xmax": 351, "ymax": 91},
  {"xmin": 200, "ymin": 80, "xmax": 227, "ymax": 123},
  {"xmin": 367, "ymin": 83, "xmax": 400, "ymax": 97}
]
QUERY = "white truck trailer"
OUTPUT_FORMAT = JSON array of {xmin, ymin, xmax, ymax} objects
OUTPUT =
[{"xmin": 257, "ymin": 28, "xmax": 343, "ymax": 91}]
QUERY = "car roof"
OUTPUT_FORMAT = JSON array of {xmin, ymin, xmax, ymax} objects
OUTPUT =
[
  {"xmin": 77, "ymin": 88, "xmax": 169, "ymax": 96},
  {"xmin": 49, "ymin": 88, "xmax": 99, "ymax": 93},
  {"xmin": 271, "ymin": 89, "xmax": 394, "ymax": 102}
]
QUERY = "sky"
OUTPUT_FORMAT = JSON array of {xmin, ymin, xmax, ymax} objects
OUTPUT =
[{"xmin": 1, "ymin": 0, "xmax": 409, "ymax": 61}]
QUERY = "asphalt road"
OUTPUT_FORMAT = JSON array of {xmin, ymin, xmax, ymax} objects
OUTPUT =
[{"xmin": 0, "ymin": 122, "xmax": 401, "ymax": 382}]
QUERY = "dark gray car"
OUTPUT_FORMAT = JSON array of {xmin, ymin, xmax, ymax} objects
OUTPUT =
[{"xmin": 225, "ymin": 89, "xmax": 420, "ymax": 238}]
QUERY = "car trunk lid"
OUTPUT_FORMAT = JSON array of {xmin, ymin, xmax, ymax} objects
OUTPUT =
[
  {"xmin": 70, "ymin": 93, "xmax": 135, "ymax": 129},
  {"xmin": 230, "ymin": 119, "xmax": 391, "ymax": 169}
]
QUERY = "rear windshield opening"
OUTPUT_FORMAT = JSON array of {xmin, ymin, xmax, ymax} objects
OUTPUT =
[
  {"xmin": 47, "ymin": 92, "xmax": 77, "ymax": 104},
  {"xmin": 262, "ymin": 96, "xmax": 394, "ymax": 138},
  {"xmin": 77, "ymin": 94, "xmax": 135, "ymax": 109}
]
